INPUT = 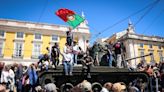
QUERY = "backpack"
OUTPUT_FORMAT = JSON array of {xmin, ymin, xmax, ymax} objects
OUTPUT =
[{"xmin": 115, "ymin": 43, "xmax": 120, "ymax": 48}]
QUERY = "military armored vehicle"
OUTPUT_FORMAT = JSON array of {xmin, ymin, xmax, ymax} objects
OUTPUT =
[
  {"xmin": 38, "ymin": 54, "xmax": 154, "ymax": 92},
  {"xmin": 38, "ymin": 43, "xmax": 155, "ymax": 92},
  {"xmin": 38, "ymin": 66, "xmax": 151, "ymax": 92}
]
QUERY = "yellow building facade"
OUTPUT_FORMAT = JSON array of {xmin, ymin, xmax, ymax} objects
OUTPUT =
[
  {"xmin": 0, "ymin": 19, "xmax": 90, "ymax": 65},
  {"xmin": 105, "ymin": 22, "xmax": 164, "ymax": 68}
]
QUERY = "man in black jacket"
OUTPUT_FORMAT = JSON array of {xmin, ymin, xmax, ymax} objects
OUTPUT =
[
  {"xmin": 81, "ymin": 51, "xmax": 93, "ymax": 78},
  {"xmin": 51, "ymin": 43, "xmax": 60, "ymax": 69}
]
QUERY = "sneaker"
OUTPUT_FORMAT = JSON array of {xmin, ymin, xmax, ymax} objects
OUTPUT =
[
  {"xmin": 69, "ymin": 72, "xmax": 73, "ymax": 76},
  {"xmin": 52, "ymin": 65, "xmax": 55, "ymax": 68},
  {"xmin": 87, "ymin": 73, "xmax": 91, "ymax": 78}
]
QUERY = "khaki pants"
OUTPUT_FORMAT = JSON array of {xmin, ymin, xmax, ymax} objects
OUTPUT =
[{"xmin": 117, "ymin": 54, "xmax": 122, "ymax": 68}]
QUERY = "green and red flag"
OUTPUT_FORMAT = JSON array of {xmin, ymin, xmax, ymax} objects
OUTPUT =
[{"xmin": 55, "ymin": 8, "xmax": 85, "ymax": 29}]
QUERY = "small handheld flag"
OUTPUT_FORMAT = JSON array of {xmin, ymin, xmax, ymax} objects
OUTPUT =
[{"xmin": 55, "ymin": 8, "xmax": 85, "ymax": 29}]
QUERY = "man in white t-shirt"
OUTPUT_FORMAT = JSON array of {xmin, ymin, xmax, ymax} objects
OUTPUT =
[
  {"xmin": 62, "ymin": 43, "xmax": 74, "ymax": 76},
  {"xmin": 73, "ymin": 41, "xmax": 80, "ymax": 65}
]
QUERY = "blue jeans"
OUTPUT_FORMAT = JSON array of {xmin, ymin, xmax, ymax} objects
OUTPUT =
[
  {"xmin": 73, "ymin": 54, "xmax": 78, "ymax": 65},
  {"xmin": 38, "ymin": 63, "xmax": 44, "ymax": 71},
  {"xmin": 45, "ymin": 65, "xmax": 48, "ymax": 71},
  {"xmin": 38, "ymin": 54, "xmax": 43, "ymax": 59},
  {"xmin": 108, "ymin": 54, "xmax": 113, "ymax": 67},
  {"xmin": 17, "ymin": 80, "xmax": 22, "ymax": 92},
  {"xmin": 149, "ymin": 77, "xmax": 153, "ymax": 92},
  {"xmin": 63, "ymin": 61, "xmax": 73, "ymax": 75}
]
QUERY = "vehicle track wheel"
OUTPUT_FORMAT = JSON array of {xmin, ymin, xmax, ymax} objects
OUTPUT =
[
  {"xmin": 92, "ymin": 82, "xmax": 102, "ymax": 92},
  {"xmin": 60, "ymin": 83, "xmax": 74, "ymax": 92}
]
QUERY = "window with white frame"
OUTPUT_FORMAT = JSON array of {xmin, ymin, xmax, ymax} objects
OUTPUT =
[
  {"xmin": 0, "ymin": 30, "xmax": 5, "ymax": 37},
  {"xmin": 149, "ymin": 50, "xmax": 154, "ymax": 62},
  {"xmin": 52, "ymin": 35, "xmax": 59, "ymax": 41},
  {"xmin": 149, "ymin": 44, "xmax": 153, "ymax": 48},
  {"xmin": 140, "ymin": 43, "xmax": 144, "ymax": 48},
  {"xmin": 32, "ymin": 43, "xmax": 41, "ymax": 57},
  {"xmin": 0, "ymin": 42, "xmax": 3, "ymax": 56},
  {"xmin": 14, "ymin": 42, "xmax": 23, "ymax": 57},
  {"xmin": 158, "ymin": 51, "xmax": 163, "ymax": 62},
  {"xmin": 140, "ymin": 49, "xmax": 145, "ymax": 61},
  {"xmin": 16, "ymin": 32, "xmax": 24, "ymax": 39},
  {"xmin": 34, "ymin": 33, "xmax": 42, "ymax": 40},
  {"xmin": 158, "ymin": 45, "xmax": 162, "ymax": 49}
]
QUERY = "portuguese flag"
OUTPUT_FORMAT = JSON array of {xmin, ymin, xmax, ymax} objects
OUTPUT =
[{"xmin": 55, "ymin": 8, "xmax": 85, "ymax": 29}]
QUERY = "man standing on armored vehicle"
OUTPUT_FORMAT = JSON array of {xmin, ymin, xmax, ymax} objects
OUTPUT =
[
  {"xmin": 62, "ymin": 43, "xmax": 74, "ymax": 76},
  {"xmin": 73, "ymin": 41, "xmax": 81, "ymax": 65},
  {"xmin": 106, "ymin": 43, "xmax": 113, "ymax": 67},
  {"xmin": 66, "ymin": 27, "xmax": 73, "ymax": 46},
  {"xmin": 81, "ymin": 51, "xmax": 94, "ymax": 78},
  {"xmin": 114, "ymin": 42, "xmax": 122, "ymax": 68},
  {"xmin": 51, "ymin": 43, "xmax": 60, "ymax": 69},
  {"xmin": 92, "ymin": 42, "xmax": 100, "ymax": 66}
]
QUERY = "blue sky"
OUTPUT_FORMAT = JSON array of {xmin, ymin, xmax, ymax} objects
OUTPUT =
[{"xmin": 0, "ymin": 0, "xmax": 164, "ymax": 43}]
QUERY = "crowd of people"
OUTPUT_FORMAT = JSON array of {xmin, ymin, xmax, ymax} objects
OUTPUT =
[
  {"xmin": 90, "ymin": 41, "xmax": 126, "ymax": 68},
  {"xmin": 0, "ymin": 63, "xmax": 38, "ymax": 92},
  {"xmin": 0, "ymin": 67, "xmax": 163, "ymax": 92},
  {"xmin": 137, "ymin": 62, "xmax": 164, "ymax": 92},
  {"xmin": 0, "ymin": 28, "xmax": 164, "ymax": 92}
]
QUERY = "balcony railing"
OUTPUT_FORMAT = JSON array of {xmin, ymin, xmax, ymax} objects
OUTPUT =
[
  {"xmin": 31, "ymin": 55, "xmax": 39, "ymax": 59},
  {"xmin": 12, "ymin": 54, "xmax": 23, "ymax": 59}
]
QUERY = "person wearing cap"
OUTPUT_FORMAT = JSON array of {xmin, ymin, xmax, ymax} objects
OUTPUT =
[
  {"xmin": 101, "ymin": 82, "xmax": 113, "ymax": 92},
  {"xmin": 44, "ymin": 83, "xmax": 57, "ymax": 92},
  {"xmin": 112, "ymin": 82, "xmax": 126, "ymax": 92},
  {"xmin": 35, "ymin": 86, "xmax": 43, "ymax": 92},
  {"xmin": 44, "ymin": 79, "xmax": 58, "ymax": 92},
  {"xmin": 78, "ymin": 80, "xmax": 92, "ymax": 92}
]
